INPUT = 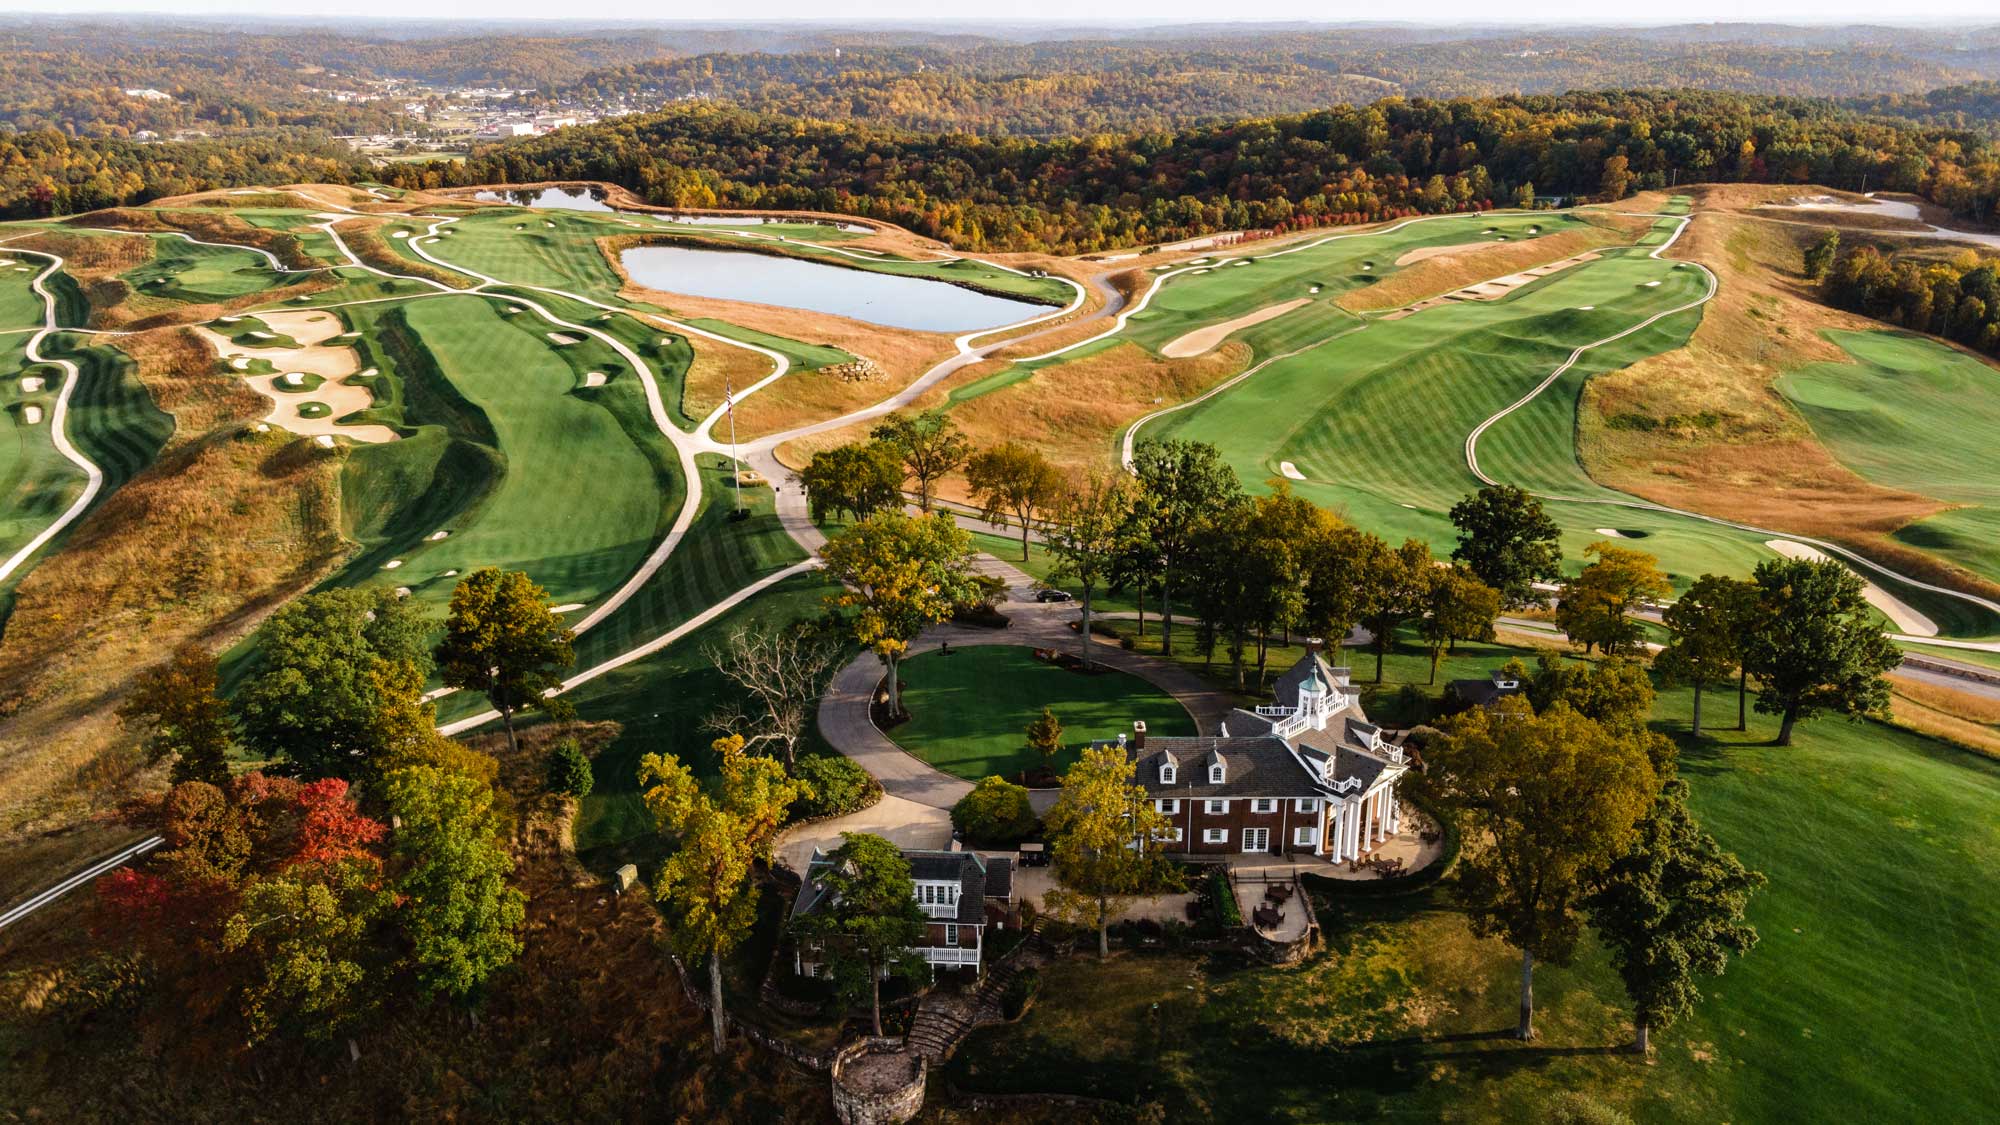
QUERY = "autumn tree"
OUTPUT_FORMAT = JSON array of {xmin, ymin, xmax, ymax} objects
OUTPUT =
[
  {"xmin": 871, "ymin": 409, "xmax": 969, "ymax": 513},
  {"xmin": 222, "ymin": 857, "xmax": 394, "ymax": 1043},
  {"xmin": 1360, "ymin": 538, "xmax": 1437, "ymax": 683},
  {"xmin": 1419, "ymin": 565, "xmax": 1501, "ymax": 683},
  {"xmin": 1554, "ymin": 541, "xmax": 1671, "ymax": 655},
  {"xmin": 1803, "ymin": 228, "xmax": 1840, "ymax": 281},
  {"xmin": 1425, "ymin": 699, "xmax": 1660, "ymax": 1039},
  {"xmin": 235, "ymin": 586, "xmax": 433, "ymax": 780},
  {"xmin": 1449, "ymin": 485, "xmax": 1563, "ymax": 608},
  {"xmin": 436, "ymin": 568, "xmax": 577, "ymax": 757},
  {"xmin": 1740, "ymin": 557, "xmax": 1901, "ymax": 745},
  {"xmin": 119, "ymin": 644, "xmax": 234, "ymax": 787},
  {"xmin": 818, "ymin": 511, "xmax": 978, "ymax": 717},
  {"xmin": 704, "ymin": 620, "xmax": 846, "ymax": 769},
  {"xmin": 1526, "ymin": 652, "xmax": 1659, "ymax": 735},
  {"xmin": 1045, "ymin": 469, "xmax": 1134, "ymax": 670},
  {"xmin": 1655, "ymin": 574, "xmax": 1755, "ymax": 736},
  {"xmin": 640, "ymin": 735, "xmax": 803, "ymax": 1052},
  {"xmin": 1025, "ymin": 705, "xmax": 1064, "ymax": 774},
  {"xmin": 1301, "ymin": 524, "xmax": 1384, "ymax": 660},
  {"xmin": 1587, "ymin": 780, "xmax": 1763, "ymax": 1054},
  {"xmin": 1130, "ymin": 437, "xmax": 1241, "ymax": 656},
  {"xmin": 790, "ymin": 832, "xmax": 931, "ymax": 1036},
  {"xmin": 381, "ymin": 764, "xmax": 526, "ymax": 999},
  {"xmin": 1044, "ymin": 742, "xmax": 1180, "ymax": 959},
  {"xmin": 965, "ymin": 441, "xmax": 1063, "ymax": 561},
  {"xmin": 797, "ymin": 440, "xmax": 904, "ymax": 525}
]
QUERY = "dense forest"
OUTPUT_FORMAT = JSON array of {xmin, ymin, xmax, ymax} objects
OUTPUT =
[
  {"xmin": 1820, "ymin": 239, "xmax": 2000, "ymax": 356},
  {"xmin": 544, "ymin": 38, "xmax": 2000, "ymax": 137},
  {"xmin": 369, "ymin": 92, "xmax": 2000, "ymax": 253}
]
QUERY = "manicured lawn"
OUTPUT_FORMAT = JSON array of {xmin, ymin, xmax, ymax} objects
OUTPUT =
[
  {"xmin": 949, "ymin": 637, "xmax": 2000, "ymax": 1123},
  {"xmin": 888, "ymin": 645, "xmax": 1195, "ymax": 781},
  {"xmin": 1782, "ymin": 328, "xmax": 2000, "ymax": 586}
]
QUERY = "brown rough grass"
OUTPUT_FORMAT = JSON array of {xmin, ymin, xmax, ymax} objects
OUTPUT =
[
  {"xmin": 682, "ymin": 333, "xmax": 777, "ymax": 421},
  {"xmin": 0, "ymin": 326, "xmax": 345, "ymax": 846},
  {"xmin": 1574, "ymin": 203, "xmax": 2000, "ymax": 600},
  {"xmin": 1888, "ymin": 676, "xmax": 2000, "ymax": 760}
]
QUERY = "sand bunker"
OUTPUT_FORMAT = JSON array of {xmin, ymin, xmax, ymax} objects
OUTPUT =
[
  {"xmin": 23, "ymin": 404, "xmax": 43, "ymax": 424},
  {"xmin": 1279, "ymin": 461, "xmax": 1306, "ymax": 481},
  {"xmin": 584, "ymin": 371, "xmax": 607, "ymax": 387},
  {"xmin": 1593, "ymin": 528, "xmax": 1630, "ymax": 538},
  {"xmin": 426, "ymin": 530, "xmax": 450, "ymax": 541},
  {"xmin": 550, "ymin": 603, "xmax": 586, "ymax": 614},
  {"xmin": 1160, "ymin": 298, "xmax": 1312, "ymax": 358},
  {"xmin": 1381, "ymin": 252, "xmax": 1600, "ymax": 321},
  {"xmin": 546, "ymin": 332, "xmax": 579, "ymax": 345},
  {"xmin": 1765, "ymin": 540, "xmax": 1937, "ymax": 636},
  {"xmin": 192, "ymin": 310, "xmax": 397, "ymax": 444},
  {"xmin": 20, "ymin": 376, "xmax": 43, "ymax": 393}
]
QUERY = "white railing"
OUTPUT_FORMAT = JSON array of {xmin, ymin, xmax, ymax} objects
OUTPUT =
[
  {"xmin": 920, "ymin": 946, "xmax": 980, "ymax": 966},
  {"xmin": 921, "ymin": 901, "xmax": 959, "ymax": 919}
]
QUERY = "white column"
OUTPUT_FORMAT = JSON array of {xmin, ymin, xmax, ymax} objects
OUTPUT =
[
  {"xmin": 1375, "ymin": 790, "xmax": 1388, "ymax": 843},
  {"xmin": 1351, "ymin": 796, "xmax": 1367, "ymax": 854},
  {"xmin": 1387, "ymin": 791, "xmax": 1400, "ymax": 835}
]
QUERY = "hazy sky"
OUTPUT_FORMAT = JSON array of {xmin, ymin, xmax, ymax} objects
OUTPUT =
[{"xmin": 10, "ymin": 4, "xmax": 2000, "ymax": 25}]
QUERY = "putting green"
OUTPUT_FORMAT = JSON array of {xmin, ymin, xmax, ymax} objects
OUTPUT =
[
  {"xmin": 890, "ymin": 645, "xmax": 1197, "ymax": 781},
  {"xmin": 1782, "ymin": 329, "xmax": 2000, "ymax": 586}
]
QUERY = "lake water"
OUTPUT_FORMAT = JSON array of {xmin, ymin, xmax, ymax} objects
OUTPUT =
[
  {"xmin": 472, "ymin": 185, "xmax": 871, "ymax": 232},
  {"xmin": 620, "ymin": 244, "xmax": 1049, "ymax": 332}
]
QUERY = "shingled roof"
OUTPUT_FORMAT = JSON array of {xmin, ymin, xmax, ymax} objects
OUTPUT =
[{"xmin": 793, "ymin": 847, "xmax": 1012, "ymax": 927}]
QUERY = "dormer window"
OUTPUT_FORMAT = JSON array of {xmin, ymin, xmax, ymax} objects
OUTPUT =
[
  {"xmin": 1160, "ymin": 763, "xmax": 1177, "ymax": 784},
  {"xmin": 1209, "ymin": 763, "xmax": 1225, "ymax": 784}
]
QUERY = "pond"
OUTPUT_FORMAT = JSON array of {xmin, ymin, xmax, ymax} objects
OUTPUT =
[
  {"xmin": 472, "ymin": 185, "xmax": 872, "ymax": 231},
  {"xmin": 620, "ymin": 244, "xmax": 1052, "ymax": 332}
]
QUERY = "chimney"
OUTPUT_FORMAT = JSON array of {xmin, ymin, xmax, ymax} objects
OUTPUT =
[{"xmin": 1132, "ymin": 721, "xmax": 1147, "ymax": 750}]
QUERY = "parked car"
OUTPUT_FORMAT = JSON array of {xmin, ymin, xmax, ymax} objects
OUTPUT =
[
  {"xmin": 1034, "ymin": 588, "xmax": 1074, "ymax": 603},
  {"xmin": 1017, "ymin": 842, "xmax": 1050, "ymax": 867}
]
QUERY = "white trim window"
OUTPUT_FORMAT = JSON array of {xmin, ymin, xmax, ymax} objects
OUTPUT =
[
  {"xmin": 1155, "ymin": 798, "xmax": 1180, "ymax": 814},
  {"xmin": 1294, "ymin": 798, "xmax": 1319, "ymax": 813},
  {"xmin": 1160, "ymin": 764, "xmax": 1177, "ymax": 784},
  {"xmin": 1242, "ymin": 827, "xmax": 1270, "ymax": 852},
  {"xmin": 1204, "ymin": 798, "xmax": 1229, "ymax": 814},
  {"xmin": 943, "ymin": 924, "xmax": 959, "ymax": 947},
  {"xmin": 1202, "ymin": 828, "xmax": 1228, "ymax": 844},
  {"xmin": 1294, "ymin": 826, "xmax": 1318, "ymax": 847},
  {"xmin": 1209, "ymin": 764, "xmax": 1226, "ymax": 783},
  {"xmin": 1251, "ymin": 798, "xmax": 1277, "ymax": 814}
]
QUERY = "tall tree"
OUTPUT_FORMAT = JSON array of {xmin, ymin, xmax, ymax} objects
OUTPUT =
[
  {"xmin": 1587, "ymin": 780, "xmax": 1764, "ymax": 1054},
  {"xmin": 1025, "ymin": 706, "xmax": 1064, "ymax": 774},
  {"xmin": 221, "ymin": 856, "xmax": 394, "ymax": 1044},
  {"xmin": 235, "ymin": 587, "xmax": 433, "ymax": 780},
  {"xmin": 1186, "ymin": 498, "xmax": 1264, "ymax": 687},
  {"xmin": 797, "ymin": 440, "xmax": 904, "ymax": 525},
  {"xmin": 790, "ymin": 832, "xmax": 930, "ymax": 1036},
  {"xmin": 1527, "ymin": 653, "xmax": 1662, "ymax": 738},
  {"xmin": 436, "ymin": 568, "xmax": 577, "ymax": 758},
  {"xmin": 1130, "ymin": 438, "xmax": 1240, "ymax": 657},
  {"xmin": 703, "ymin": 620, "xmax": 846, "ymax": 770},
  {"xmin": 1803, "ymin": 228, "xmax": 1841, "ymax": 281},
  {"xmin": 1554, "ymin": 541, "xmax": 1671, "ymax": 655},
  {"xmin": 1301, "ymin": 524, "xmax": 1383, "ymax": 660},
  {"xmin": 1740, "ymin": 557, "xmax": 1901, "ymax": 745},
  {"xmin": 1045, "ymin": 469, "xmax": 1134, "ymax": 670},
  {"xmin": 818, "ymin": 511, "xmax": 978, "ymax": 717},
  {"xmin": 871, "ymin": 409, "xmax": 969, "ymax": 513},
  {"xmin": 640, "ymin": 735, "xmax": 804, "ymax": 1053},
  {"xmin": 1449, "ymin": 485, "xmax": 1563, "ymax": 608},
  {"xmin": 381, "ymin": 764, "xmax": 527, "ymax": 999},
  {"xmin": 1419, "ymin": 565, "xmax": 1501, "ymax": 684},
  {"xmin": 1425, "ymin": 699, "xmax": 1659, "ymax": 1039},
  {"xmin": 964, "ymin": 441, "xmax": 1064, "ymax": 561},
  {"xmin": 1043, "ymin": 742, "xmax": 1180, "ymax": 959},
  {"xmin": 120, "ymin": 644, "xmax": 235, "ymax": 787},
  {"xmin": 1360, "ymin": 538, "xmax": 1437, "ymax": 683},
  {"xmin": 1655, "ymin": 574, "xmax": 1755, "ymax": 737}
]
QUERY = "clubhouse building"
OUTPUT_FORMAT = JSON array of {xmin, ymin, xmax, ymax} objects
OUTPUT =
[{"xmin": 1104, "ymin": 652, "xmax": 1414, "ymax": 861}]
